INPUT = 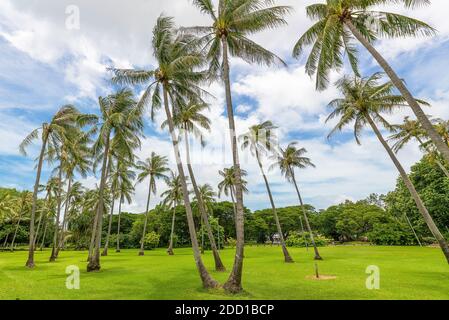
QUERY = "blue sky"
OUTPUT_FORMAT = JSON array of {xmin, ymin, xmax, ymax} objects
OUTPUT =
[{"xmin": 1, "ymin": 0, "xmax": 449, "ymax": 212}]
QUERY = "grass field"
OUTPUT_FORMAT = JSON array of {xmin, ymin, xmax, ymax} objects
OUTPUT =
[{"xmin": 0, "ymin": 246, "xmax": 448, "ymax": 300}]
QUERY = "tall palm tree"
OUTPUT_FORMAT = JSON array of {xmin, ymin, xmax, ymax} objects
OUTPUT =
[
  {"xmin": 114, "ymin": 161, "xmax": 136, "ymax": 253},
  {"xmin": 161, "ymin": 171, "xmax": 186, "ymax": 256},
  {"xmin": 20, "ymin": 105, "xmax": 82, "ymax": 268},
  {"xmin": 240, "ymin": 121, "xmax": 294, "ymax": 263},
  {"xmin": 163, "ymin": 99, "xmax": 226, "ymax": 271},
  {"xmin": 217, "ymin": 167, "xmax": 249, "ymax": 222},
  {"xmin": 293, "ymin": 0, "xmax": 449, "ymax": 165},
  {"xmin": 136, "ymin": 152, "xmax": 169, "ymax": 256},
  {"xmin": 195, "ymin": 184, "xmax": 219, "ymax": 253},
  {"xmin": 87, "ymin": 89, "xmax": 142, "ymax": 272},
  {"xmin": 110, "ymin": 15, "xmax": 218, "ymax": 288},
  {"xmin": 326, "ymin": 73, "xmax": 449, "ymax": 263},
  {"xmin": 389, "ymin": 117, "xmax": 449, "ymax": 178},
  {"xmin": 271, "ymin": 142, "xmax": 322, "ymax": 260},
  {"xmin": 60, "ymin": 181, "xmax": 85, "ymax": 251},
  {"xmin": 187, "ymin": 0, "xmax": 292, "ymax": 293}
]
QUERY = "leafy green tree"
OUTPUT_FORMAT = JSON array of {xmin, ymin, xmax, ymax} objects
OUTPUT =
[
  {"xmin": 293, "ymin": 0, "xmax": 449, "ymax": 164},
  {"xmin": 240, "ymin": 121, "xmax": 293, "ymax": 263},
  {"xmin": 327, "ymin": 73, "xmax": 449, "ymax": 263}
]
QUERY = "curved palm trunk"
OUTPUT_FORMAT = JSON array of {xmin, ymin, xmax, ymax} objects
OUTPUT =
[
  {"xmin": 139, "ymin": 184, "xmax": 152, "ymax": 256},
  {"xmin": 184, "ymin": 130, "xmax": 226, "ymax": 271},
  {"xmin": 3, "ymin": 233, "xmax": 10, "ymax": 248},
  {"xmin": 221, "ymin": 37, "xmax": 246, "ymax": 293},
  {"xmin": 255, "ymin": 151, "xmax": 293, "ymax": 263},
  {"xmin": 50, "ymin": 166, "xmax": 63, "ymax": 262},
  {"xmin": 116, "ymin": 193, "xmax": 123, "ymax": 253},
  {"xmin": 56, "ymin": 176, "xmax": 72, "ymax": 256},
  {"xmin": 367, "ymin": 115, "xmax": 449, "ymax": 263},
  {"xmin": 33, "ymin": 191, "xmax": 49, "ymax": 250},
  {"xmin": 167, "ymin": 203, "xmax": 176, "ymax": 256},
  {"xmin": 87, "ymin": 134, "xmax": 110, "ymax": 272},
  {"xmin": 289, "ymin": 168, "xmax": 322, "ymax": 260},
  {"xmin": 163, "ymin": 84, "xmax": 218, "ymax": 289},
  {"xmin": 10, "ymin": 208, "xmax": 24, "ymax": 251},
  {"xmin": 26, "ymin": 133, "xmax": 49, "ymax": 268},
  {"xmin": 345, "ymin": 20, "xmax": 449, "ymax": 164},
  {"xmin": 102, "ymin": 194, "xmax": 115, "ymax": 256}
]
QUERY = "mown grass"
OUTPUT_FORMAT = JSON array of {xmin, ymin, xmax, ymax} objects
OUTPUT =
[{"xmin": 0, "ymin": 245, "xmax": 448, "ymax": 300}]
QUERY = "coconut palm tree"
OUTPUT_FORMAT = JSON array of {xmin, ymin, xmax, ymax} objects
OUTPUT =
[
  {"xmin": 326, "ymin": 73, "xmax": 449, "ymax": 263},
  {"xmin": 161, "ymin": 171, "xmax": 186, "ymax": 256},
  {"xmin": 187, "ymin": 0, "xmax": 292, "ymax": 292},
  {"xmin": 270, "ymin": 142, "xmax": 322, "ymax": 260},
  {"xmin": 20, "ymin": 105, "xmax": 82, "ymax": 268},
  {"xmin": 136, "ymin": 152, "xmax": 169, "ymax": 256},
  {"xmin": 195, "ymin": 184, "xmax": 218, "ymax": 252},
  {"xmin": 9, "ymin": 191, "xmax": 32, "ymax": 251},
  {"xmin": 240, "ymin": 121, "xmax": 294, "ymax": 263},
  {"xmin": 110, "ymin": 15, "xmax": 218, "ymax": 288},
  {"xmin": 114, "ymin": 160, "xmax": 136, "ymax": 253},
  {"xmin": 87, "ymin": 89, "xmax": 142, "ymax": 272},
  {"xmin": 217, "ymin": 167, "xmax": 249, "ymax": 222},
  {"xmin": 293, "ymin": 0, "xmax": 449, "ymax": 165},
  {"xmin": 389, "ymin": 117, "xmax": 449, "ymax": 178},
  {"xmin": 163, "ymin": 99, "xmax": 226, "ymax": 271}
]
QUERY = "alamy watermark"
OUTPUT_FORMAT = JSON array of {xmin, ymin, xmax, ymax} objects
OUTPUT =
[
  {"xmin": 365, "ymin": 265, "xmax": 380, "ymax": 290},
  {"xmin": 66, "ymin": 265, "xmax": 80, "ymax": 290},
  {"xmin": 65, "ymin": 5, "xmax": 80, "ymax": 30}
]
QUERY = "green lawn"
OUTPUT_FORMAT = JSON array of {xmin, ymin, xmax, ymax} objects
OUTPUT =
[{"xmin": 0, "ymin": 246, "xmax": 448, "ymax": 300}]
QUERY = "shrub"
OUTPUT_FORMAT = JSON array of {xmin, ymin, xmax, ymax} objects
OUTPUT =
[
  {"xmin": 144, "ymin": 232, "xmax": 160, "ymax": 249},
  {"xmin": 285, "ymin": 232, "xmax": 329, "ymax": 247},
  {"xmin": 226, "ymin": 237, "xmax": 237, "ymax": 248},
  {"xmin": 367, "ymin": 223, "xmax": 417, "ymax": 246}
]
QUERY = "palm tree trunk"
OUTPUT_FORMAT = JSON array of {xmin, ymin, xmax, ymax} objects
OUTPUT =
[
  {"xmin": 255, "ymin": 151, "xmax": 294, "ymax": 263},
  {"xmin": 404, "ymin": 214, "xmax": 422, "ymax": 247},
  {"xmin": 290, "ymin": 167, "xmax": 322, "ymax": 260},
  {"xmin": 33, "ymin": 191, "xmax": 49, "ymax": 250},
  {"xmin": 167, "ymin": 203, "xmax": 176, "ymax": 256},
  {"xmin": 162, "ymin": 84, "xmax": 218, "ymax": 289},
  {"xmin": 139, "ymin": 184, "xmax": 152, "ymax": 256},
  {"xmin": 116, "ymin": 193, "xmax": 123, "ymax": 253},
  {"xmin": 39, "ymin": 220, "xmax": 48, "ymax": 251},
  {"xmin": 50, "ymin": 165, "xmax": 63, "ymax": 262},
  {"xmin": 87, "ymin": 133, "xmax": 110, "ymax": 272},
  {"xmin": 3, "ymin": 233, "xmax": 10, "ymax": 248},
  {"xmin": 102, "ymin": 193, "xmax": 115, "ymax": 256},
  {"xmin": 367, "ymin": 114, "xmax": 449, "ymax": 263},
  {"xmin": 10, "ymin": 207, "xmax": 23, "ymax": 251},
  {"xmin": 88, "ymin": 204, "xmax": 99, "ymax": 261},
  {"xmin": 26, "ymin": 133, "xmax": 49, "ymax": 268},
  {"xmin": 345, "ymin": 19, "xmax": 449, "ymax": 164},
  {"xmin": 184, "ymin": 130, "xmax": 226, "ymax": 271},
  {"xmin": 221, "ymin": 36, "xmax": 246, "ymax": 293},
  {"xmin": 56, "ymin": 176, "xmax": 72, "ymax": 256}
]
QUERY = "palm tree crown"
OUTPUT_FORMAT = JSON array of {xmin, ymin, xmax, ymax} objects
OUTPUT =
[{"xmin": 270, "ymin": 142, "xmax": 315, "ymax": 182}]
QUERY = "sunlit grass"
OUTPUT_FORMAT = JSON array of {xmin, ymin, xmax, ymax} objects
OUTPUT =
[{"xmin": 0, "ymin": 246, "xmax": 448, "ymax": 300}]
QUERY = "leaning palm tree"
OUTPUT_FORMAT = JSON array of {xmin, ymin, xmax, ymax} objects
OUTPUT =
[
  {"xmin": 187, "ymin": 0, "xmax": 292, "ymax": 292},
  {"xmin": 240, "ymin": 121, "xmax": 293, "ymax": 263},
  {"xmin": 87, "ymin": 89, "xmax": 142, "ymax": 272},
  {"xmin": 163, "ymin": 99, "xmax": 226, "ymax": 271},
  {"xmin": 20, "ymin": 105, "xmax": 82, "ymax": 268},
  {"xmin": 293, "ymin": 0, "xmax": 449, "ymax": 165},
  {"xmin": 217, "ymin": 167, "xmax": 249, "ymax": 222},
  {"xmin": 326, "ymin": 73, "xmax": 449, "ymax": 263},
  {"xmin": 389, "ymin": 117, "xmax": 449, "ymax": 178},
  {"xmin": 271, "ymin": 142, "xmax": 322, "ymax": 260},
  {"xmin": 136, "ymin": 152, "xmax": 169, "ymax": 256},
  {"xmin": 110, "ymin": 15, "xmax": 218, "ymax": 288},
  {"xmin": 161, "ymin": 171, "xmax": 186, "ymax": 256}
]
